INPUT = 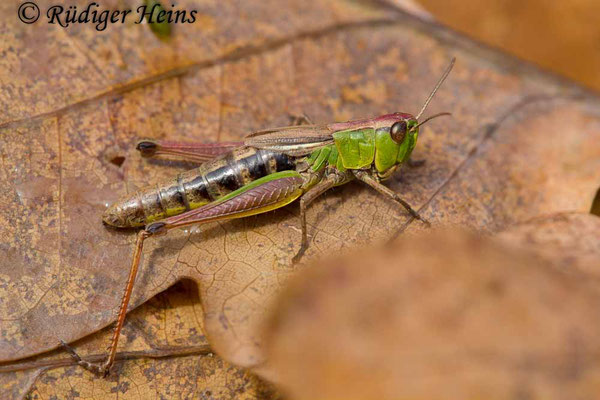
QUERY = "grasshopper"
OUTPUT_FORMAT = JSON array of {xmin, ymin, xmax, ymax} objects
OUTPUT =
[{"xmin": 60, "ymin": 58, "xmax": 455, "ymax": 375}]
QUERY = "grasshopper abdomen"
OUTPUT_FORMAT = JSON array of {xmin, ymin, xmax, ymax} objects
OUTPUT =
[{"xmin": 103, "ymin": 147, "xmax": 298, "ymax": 228}]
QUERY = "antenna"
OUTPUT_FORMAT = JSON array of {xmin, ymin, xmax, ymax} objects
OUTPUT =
[
  {"xmin": 412, "ymin": 112, "xmax": 452, "ymax": 131},
  {"xmin": 415, "ymin": 57, "xmax": 455, "ymax": 120}
]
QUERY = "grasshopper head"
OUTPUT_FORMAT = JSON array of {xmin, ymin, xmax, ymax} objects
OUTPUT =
[
  {"xmin": 389, "ymin": 112, "xmax": 454, "ymax": 163},
  {"xmin": 389, "ymin": 115, "xmax": 420, "ymax": 162},
  {"xmin": 372, "ymin": 113, "xmax": 420, "ymax": 175}
]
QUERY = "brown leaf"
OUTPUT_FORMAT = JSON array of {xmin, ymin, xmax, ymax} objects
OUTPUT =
[
  {"xmin": 496, "ymin": 213, "xmax": 600, "ymax": 280},
  {"xmin": 402, "ymin": 100, "xmax": 600, "ymax": 235},
  {"xmin": 2, "ymin": 281, "xmax": 277, "ymax": 399},
  {"xmin": 263, "ymin": 215, "xmax": 600, "ymax": 399},
  {"xmin": 27, "ymin": 353, "xmax": 276, "ymax": 400},
  {"xmin": 26, "ymin": 355, "xmax": 274, "ymax": 400},
  {"xmin": 0, "ymin": 0, "xmax": 390, "ymax": 366},
  {"xmin": 1, "ymin": 0, "xmax": 599, "ymax": 391}
]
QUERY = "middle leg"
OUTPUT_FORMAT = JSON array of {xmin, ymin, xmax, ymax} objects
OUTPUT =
[
  {"xmin": 293, "ymin": 169, "xmax": 353, "ymax": 262},
  {"xmin": 292, "ymin": 176, "xmax": 339, "ymax": 262}
]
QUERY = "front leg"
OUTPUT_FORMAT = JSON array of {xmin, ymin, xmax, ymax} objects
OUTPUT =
[{"xmin": 353, "ymin": 170, "xmax": 430, "ymax": 226}]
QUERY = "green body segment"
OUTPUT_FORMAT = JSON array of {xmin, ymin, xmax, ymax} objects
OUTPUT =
[
  {"xmin": 306, "ymin": 145, "xmax": 332, "ymax": 171},
  {"xmin": 327, "ymin": 146, "xmax": 346, "ymax": 171},
  {"xmin": 375, "ymin": 128, "xmax": 400, "ymax": 172},
  {"xmin": 326, "ymin": 125, "xmax": 419, "ymax": 174},
  {"xmin": 306, "ymin": 145, "xmax": 346, "ymax": 172},
  {"xmin": 397, "ymin": 120, "xmax": 419, "ymax": 164},
  {"xmin": 332, "ymin": 128, "xmax": 375, "ymax": 169}
]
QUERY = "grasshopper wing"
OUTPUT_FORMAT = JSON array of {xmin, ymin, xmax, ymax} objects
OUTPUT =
[
  {"xmin": 137, "ymin": 125, "xmax": 335, "ymax": 162},
  {"xmin": 244, "ymin": 125, "xmax": 334, "ymax": 156},
  {"xmin": 136, "ymin": 140, "xmax": 243, "ymax": 163}
]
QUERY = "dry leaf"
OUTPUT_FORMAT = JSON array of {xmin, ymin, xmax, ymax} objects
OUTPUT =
[
  {"xmin": 402, "ymin": 100, "xmax": 600, "ymax": 235},
  {"xmin": 0, "ymin": 0, "xmax": 389, "ymax": 366},
  {"xmin": 2, "ymin": 281, "xmax": 277, "ymax": 399},
  {"xmin": 1, "ymin": 0, "xmax": 599, "ymax": 396},
  {"xmin": 497, "ymin": 213, "xmax": 600, "ymax": 279},
  {"xmin": 263, "ymin": 215, "xmax": 600, "ymax": 399}
]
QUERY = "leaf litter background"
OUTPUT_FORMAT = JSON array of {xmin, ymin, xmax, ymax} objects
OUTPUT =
[{"xmin": 0, "ymin": 0, "xmax": 599, "ymax": 398}]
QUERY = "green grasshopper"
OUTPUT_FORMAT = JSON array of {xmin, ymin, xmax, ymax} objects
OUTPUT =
[{"xmin": 61, "ymin": 58, "xmax": 455, "ymax": 375}]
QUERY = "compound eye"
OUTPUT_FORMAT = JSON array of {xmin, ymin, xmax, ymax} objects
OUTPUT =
[{"xmin": 390, "ymin": 120, "xmax": 407, "ymax": 144}]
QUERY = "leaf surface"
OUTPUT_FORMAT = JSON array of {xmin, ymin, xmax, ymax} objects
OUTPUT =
[
  {"xmin": 1, "ymin": 0, "xmax": 599, "ymax": 396},
  {"xmin": 2, "ymin": 281, "xmax": 277, "ymax": 399}
]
